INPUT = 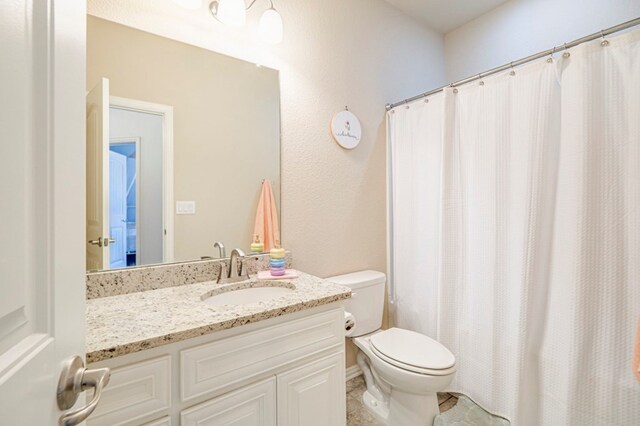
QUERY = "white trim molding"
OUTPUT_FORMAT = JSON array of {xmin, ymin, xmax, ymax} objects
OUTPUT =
[{"xmin": 346, "ymin": 364, "xmax": 362, "ymax": 382}]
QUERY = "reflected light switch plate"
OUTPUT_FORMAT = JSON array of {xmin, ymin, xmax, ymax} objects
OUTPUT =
[{"xmin": 176, "ymin": 201, "xmax": 196, "ymax": 215}]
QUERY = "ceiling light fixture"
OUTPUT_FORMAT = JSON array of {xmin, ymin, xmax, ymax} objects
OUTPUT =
[
  {"xmin": 173, "ymin": 0, "xmax": 203, "ymax": 10},
  {"xmin": 210, "ymin": 0, "xmax": 246, "ymax": 27},
  {"xmin": 210, "ymin": 0, "xmax": 283, "ymax": 44},
  {"xmin": 258, "ymin": 6, "xmax": 283, "ymax": 44}
]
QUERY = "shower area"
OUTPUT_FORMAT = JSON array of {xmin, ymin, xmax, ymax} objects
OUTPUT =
[{"xmin": 387, "ymin": 20, "xmax": 640, "ymax": 425}]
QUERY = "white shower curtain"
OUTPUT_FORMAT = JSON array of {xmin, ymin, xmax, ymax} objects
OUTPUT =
[
  {"xmin": 388, "ymin": 28, "xmax": 640, "ymax": 425},
  {"xmin": 388, "ymin": 93, "xmax": 445, "ymax": 339}
]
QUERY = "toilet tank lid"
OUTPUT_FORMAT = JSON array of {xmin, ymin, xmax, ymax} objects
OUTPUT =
[{"xmin": 326, "ymin": 270, "xmax": 386, "ymax": 289}]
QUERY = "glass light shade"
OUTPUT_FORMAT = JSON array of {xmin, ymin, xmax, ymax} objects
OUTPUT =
[
  {"xmin": 259, "ymin": 8, "xmax": 283, "ymax": 44},
  {"xmin": 215, "ymin": 0, "xmax": 247, "ymax": 27},
  {"xmin": 173, "ymin": 0, "xmax": 202, "ymax": 10}
]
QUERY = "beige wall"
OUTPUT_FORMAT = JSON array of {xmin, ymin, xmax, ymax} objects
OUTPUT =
[
  {"xmin": 87, "ymin": 0, "xmax": 446, "ymax": 367},
  {"xmin": 87, "ymin": 16, "xmax": 280, "ymax": 262}
]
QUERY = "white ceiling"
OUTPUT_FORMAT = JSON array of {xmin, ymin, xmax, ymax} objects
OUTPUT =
[{"xmin": 383, "ymin": 0, "xmax": 510, "ymax": 33}]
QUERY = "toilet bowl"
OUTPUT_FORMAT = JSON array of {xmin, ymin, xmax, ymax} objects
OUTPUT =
[
  {"xmin": 354, "ymin": 329, "xmax": 455, "ymax": 425},
  {"xmin": 327, "ymin": 271, "xmax": 456, "ymax": 426}
]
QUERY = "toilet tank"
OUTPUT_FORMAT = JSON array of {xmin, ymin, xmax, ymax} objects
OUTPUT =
[{"xmin": 326, "ymin": 270, "xmax": 386, "ymax": 337}]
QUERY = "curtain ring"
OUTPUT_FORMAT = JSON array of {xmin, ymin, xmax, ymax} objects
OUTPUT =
[
  {"xmin": 405, "ymin": 100, "xmax": 410, "ymax": 109},
  {"xmin": 600, "ymin": 30, "xmax": 610, "ymax": 47},
  {"xmin": 509, "ymin": 62, "xmax": 516, "ymax": 76},
  {"xmin": 563, "ymin": 43, "xmax": 571, "ymax": 58},
  {"xmin": 547, "ymin": 46, "xmax": 555, "ymax": 63},
  {"xmin": 478, "ymin": 73, "xmax": 484, "ymax": 86}
]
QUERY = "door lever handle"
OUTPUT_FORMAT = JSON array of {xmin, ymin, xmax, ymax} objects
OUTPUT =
[
  {"xmin": 88, "ymin": 237, "xmax": 116, "ymax": 247},
  {"xmin": 88, "ymin": 237, "xmax": 103, "ymax": 247},
  {"xmin": 57, "ymin": 356, "xmax": 111, "ymax": 426}
]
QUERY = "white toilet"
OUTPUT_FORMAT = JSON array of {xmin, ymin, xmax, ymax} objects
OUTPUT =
[{"xmin": 328, "ymin": 271, "xmax": 456, "ymax": 426}]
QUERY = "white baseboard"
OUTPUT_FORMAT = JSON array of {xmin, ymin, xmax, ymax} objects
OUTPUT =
[{"xmin": 346, "ymin": 364, "xmax": 362, "ymax": 382}]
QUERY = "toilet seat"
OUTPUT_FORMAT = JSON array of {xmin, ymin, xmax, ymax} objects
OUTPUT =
[{"xmin": 369, "ymin": 328, "xmax": 456, "ymax": 376}]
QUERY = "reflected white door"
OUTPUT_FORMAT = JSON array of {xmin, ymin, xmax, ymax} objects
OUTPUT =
[
  {"xmin": 0, "ymin": 0, "xmax": 90, "ymax": 425},
  {"xmin": 109, "ymin": 151, "xmax": 128, "ymax": 269},
  {"xmin": 86, "ymin": 78, "xmax": 111, "ymax": 270}
]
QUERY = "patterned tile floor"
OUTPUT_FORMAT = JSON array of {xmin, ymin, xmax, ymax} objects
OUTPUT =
[{"xmin": 346, "ymin": 375, "xmax": 458, "ymax": 425}]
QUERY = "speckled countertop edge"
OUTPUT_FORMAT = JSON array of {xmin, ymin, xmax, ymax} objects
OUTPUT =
[
  {"xmin": 86, "ymin": 272, "xmax": 350, "ymax": 363},
  {"xmin": 86, "ymin": 252, "xmax": 292, "ymax": 299}
]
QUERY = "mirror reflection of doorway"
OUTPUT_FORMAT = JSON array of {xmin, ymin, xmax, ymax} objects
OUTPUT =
[
  {"xmin": 86, "ymin": 78, "xmax": 174, "ymax": 271},
  {"xmin": 109, "ymin": 139, "xmax": 139, "ymax": 268},
  {"xmin": 109, "ymin": 104, "xmax": 168, "ymax": 269}
]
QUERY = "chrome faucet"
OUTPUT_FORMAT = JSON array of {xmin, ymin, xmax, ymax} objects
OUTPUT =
[
  {"xmin": 214, "ymin": 247, "xmax": 250, "ymax": 283},
  {"xmin": 228, "ymin": 248, "xmax": 247, "ymax": 279},
  {"xmin": 213, "ymin": 241, "xmax": 226, "ymax": 258}
]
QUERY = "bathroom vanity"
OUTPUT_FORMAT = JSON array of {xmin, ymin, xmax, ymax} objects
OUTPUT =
[{"xmin": 85, "ymin": 269, "xmax": 350, "ymax": 426}]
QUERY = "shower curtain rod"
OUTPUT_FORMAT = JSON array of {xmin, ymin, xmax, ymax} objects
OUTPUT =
[{"xmin": 385, "ymin": 16, "xmax": 640, "ymax": 111}]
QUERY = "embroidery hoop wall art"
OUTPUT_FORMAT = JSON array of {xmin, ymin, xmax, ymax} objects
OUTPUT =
[{"xmin": 331, "ymin": 107, "xmax": 362, "ymax": 149}]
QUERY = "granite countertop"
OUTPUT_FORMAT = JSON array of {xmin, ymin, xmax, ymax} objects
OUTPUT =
[{"xmin": 86, "ymin": 272, "xmax": 351, "ymax": 363}]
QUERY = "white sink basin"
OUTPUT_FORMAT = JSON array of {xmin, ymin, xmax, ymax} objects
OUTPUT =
[{"xmin": 203, "ymin": 281, "xmax": 295, "ymax": 306}]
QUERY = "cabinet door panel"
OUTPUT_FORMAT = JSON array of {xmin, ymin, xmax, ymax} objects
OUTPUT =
[
  {"xmin": 88, "ymin": 356, "xmax": 171, "ymax": 426},
  {"xmin": 277, "ymin": 353, "xmax": 345, "ymax": 426},
  {"xmin": 142, "ymin": 417, "xmax": 171, "ymax": 426},
  {"xmin": 181, "ymin": 378, "xmax": 276, "ymax": 426},
  {"xmin": 181, "ymin": 309, "xmax": 343, "ymax": 402}
]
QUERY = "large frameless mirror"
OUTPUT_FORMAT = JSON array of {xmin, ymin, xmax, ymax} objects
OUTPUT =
[{"xmin": 86, "ymin": 16, "xmax": 281, "ymax": 271}]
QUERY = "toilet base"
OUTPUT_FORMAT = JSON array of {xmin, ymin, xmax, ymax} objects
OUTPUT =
[
  {"xmin": 353, "ymin": 332, "xmax": 454, "ymax": 425},
  {"xmin": 362, "ymin": 389, "xmax": 390, "ymax": 423},
  {"xmin": 362, "ymin": 387, "xmax": 440, "ymax": 426},
  {"xmin": 388, "ymin": 388, "xmax": 440, "ymax": 425}
]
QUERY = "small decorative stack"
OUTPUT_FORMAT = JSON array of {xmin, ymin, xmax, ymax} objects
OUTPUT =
[
  {"xmin": 269, "ymin": 244, "xmax": 286, "ymax": 276},
  {"xmin": 250, "ymin": 234, "xmax": 264, "ymax": 253}
]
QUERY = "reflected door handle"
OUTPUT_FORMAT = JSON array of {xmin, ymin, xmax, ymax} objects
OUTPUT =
[
  {"xmin": 88, "ymin": 237, "xmax": 103, "ymax": 247},
  {"xmin": 88, "ymin": 237, "xmax": 116, "ymax": 247},
  {"xmin": 57, "ymin": 355, "xmax": 111, "ymax": 426}
]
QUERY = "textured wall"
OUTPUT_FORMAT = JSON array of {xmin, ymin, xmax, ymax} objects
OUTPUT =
[
  {"xmin": 445, "ymin": 0, "xmax": 640, "ymax": 81},
  {"xmin": 87, "ymin": 0, "xmax": 445, "ymax": 367}
]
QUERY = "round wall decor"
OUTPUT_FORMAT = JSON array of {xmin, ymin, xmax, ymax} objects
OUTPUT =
[{"xmin": 331, "ymin": 108, "xmax": 362, "ymax": 149}]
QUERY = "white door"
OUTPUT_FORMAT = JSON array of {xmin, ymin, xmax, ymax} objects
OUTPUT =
[
  {"xmin": 277, "ymin": 354, "xmax": 346, "ymax": 426},
  {"xmin": 0, "ymin": 0, "xmax": 108, "ymax": 425},
  {"xmin": 86, "ymin": 78, "xmax": 111, "ymax": 271},
  {"xmin": 109, "ymin": 150, "xmax": 128, "ymax": 269}
]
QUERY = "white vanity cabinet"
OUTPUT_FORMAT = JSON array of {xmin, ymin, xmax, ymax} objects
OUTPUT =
[
  {"xmin": 277, "ymin": 353, "xmax": 345, "ymax": 426},
  {"xmin": 87, "ymin": 304, "xmax": 346, "ymax": 426},
  {"xmin": 181, "ymin": 378, "xmax": 277, "ymax": 425}
]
